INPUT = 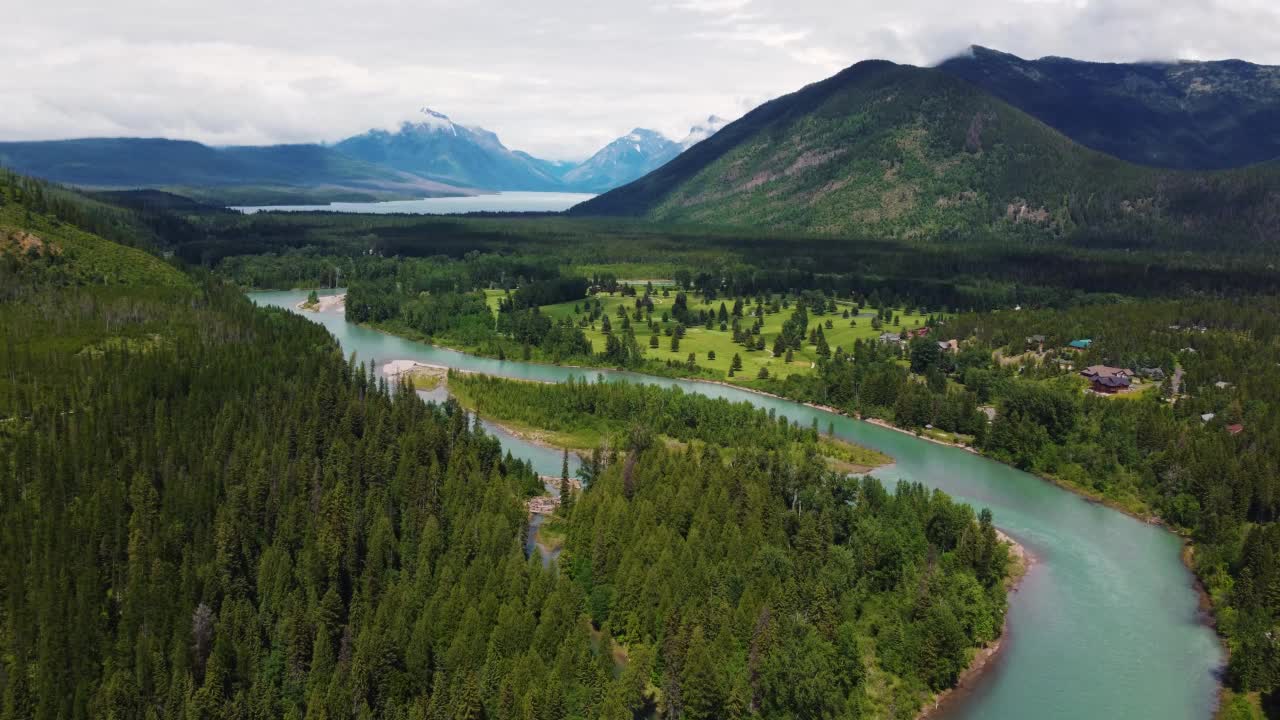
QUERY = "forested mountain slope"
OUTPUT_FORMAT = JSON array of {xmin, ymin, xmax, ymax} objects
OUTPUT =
[
  {"xmin": 938, "ymin": 46, "xmax": 1280, "ymax": 170},
  {"xmin": 0, "ymin": 172, "xmax": 192, "ymax": 289},
  {"xmin": 571, "ymin": 61, "xmax": 1280, "ymax": 251}
]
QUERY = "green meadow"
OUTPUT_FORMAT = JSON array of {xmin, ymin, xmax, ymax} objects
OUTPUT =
[{"xmin": 528, "ymin": 288, "xmax": 931, "ymax": 380}]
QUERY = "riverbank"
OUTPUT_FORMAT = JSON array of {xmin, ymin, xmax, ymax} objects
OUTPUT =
[
  {"xmin": 297, "ymin": 292, "xmax": 345, "ymax": 313},
  {"xmin": 252, "ymin": 287, "xmax": 1227, "ymax": 719},
  {"xmin": 917, "ymin": 530, "xmax": 1034, "ymax": 720}
]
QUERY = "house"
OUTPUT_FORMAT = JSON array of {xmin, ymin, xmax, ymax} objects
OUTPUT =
[
  {"xmin": 1026, "ymin": 334, "xmax": 1047, "ymax": 346},
  {"xmin": 1090, "ymin": 375, "xmax": 1131, "ymax": 394},
  {"xmin": 1214, "ymin": 381, "xmax": 1232, "ymax": 390},
  {"xmin": 1081, "ymin": 365, "xmax": 1130, "ymax": 380},
  {"xmin": 1137, "ymin": 367, "xmax": 1166, "ymax": 381},
  {"xmin": 1068, "ymin": 339, "xmax": 1092, "ymax": 350},
  {"xmin": 1226, "ymin": 424, "xmax": 1244, "ymax": 436},
  {"xmin": 879, "ymin": 332, "xmax": 902, "ymax": 344},
  {"xmin": 1200, "ymin": 413, "xmax": 1216, "ymax": 423},
  {"xmin": 911, "ymin": 327, "xmax": 931, "ymax": 338},
  {"xmin": 937, "ymin": 339, "xmax": 959, "ymax": 353}
]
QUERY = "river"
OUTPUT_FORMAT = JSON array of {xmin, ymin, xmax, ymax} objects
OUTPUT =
[{"xmin": 251, "ymin": 289, "xmax": 1223, "ymax": 720}]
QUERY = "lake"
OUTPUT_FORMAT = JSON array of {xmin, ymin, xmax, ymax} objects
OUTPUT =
[{"xmin": 233, "ymin": 190, "xmax": 596, "ymax": 215}]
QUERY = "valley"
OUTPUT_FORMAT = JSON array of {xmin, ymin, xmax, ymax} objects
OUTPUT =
[{"xmin": 3, "ymin": 35, "xmax": 1280, "ymax": 720}]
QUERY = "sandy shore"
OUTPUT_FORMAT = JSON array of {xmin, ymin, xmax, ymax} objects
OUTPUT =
[
  {"xmin": 297, "ymin": 292, "xmax": 346, "ymax": 313},
  {"xmin": 917, "ymin": 530, "xmax": 1035, "ymax": 719},
  {"xmin": 381, "ymin": 359, "xmax": 440, "ymax": 377}
]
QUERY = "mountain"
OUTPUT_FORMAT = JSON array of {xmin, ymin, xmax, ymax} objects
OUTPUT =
[
  {"xmin": 334, "ymin": 108, "xmax": 564, "ymax": 191},
  {"xmin": 570, "ymin": 59, "xmax": 1280, "ymax": 250},
  {"xmin": 937, "ymin": 46, "xmax": 1280, "ymax": 170},
  {"xmin": 560, "ymin": 128, "xmax": 681, "ymax": 193},
  {"xmin": 514, "ymin": 151, "xmax": 577, "ymax": 181},
  {"xmin": 680, "ymin": 115, "xmax": 730, "ymax": 149},
  {"xmin": 0, "ymin": 138, "xmax": 467, "ymax": 205},
  {"xmin": 334, "ymin": 111, "xmax": 727, "ymax": 193}
]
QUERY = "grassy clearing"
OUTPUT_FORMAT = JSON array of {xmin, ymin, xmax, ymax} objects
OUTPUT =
[
  {"xmin": 817, "ymin": 436, "xmax": 894, "ymax": 472},
  {"xmin": 538, "ymin": 290, "xmax": 931, "ymax": 381},
  {"xmin": 402, "ymin": 365, "xmax": 446, "ymax": 390}
]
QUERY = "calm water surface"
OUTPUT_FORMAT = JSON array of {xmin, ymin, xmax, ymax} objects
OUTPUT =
[
  {"xmin": 234, "ymin": 191, "xmax": 595, "ymax": 215},
  {"xmin": 252, "ymin": 289, "xmax": 1223, "ymax": 720}
]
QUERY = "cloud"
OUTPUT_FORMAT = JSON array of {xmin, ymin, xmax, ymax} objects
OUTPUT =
[{"xmin": 4, "ymin": 0, "xmax": 1280, "ymax": 159}]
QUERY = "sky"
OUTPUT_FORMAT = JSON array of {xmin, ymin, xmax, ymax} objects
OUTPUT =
[{"xmin": 5, "ymin": 0, "xmax": 1280, "ymax": 160}]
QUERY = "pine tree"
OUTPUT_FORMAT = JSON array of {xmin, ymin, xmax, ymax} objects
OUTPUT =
[{"xmin": 681, "ymin": 627, "xmax": 721, "ymax": 720}]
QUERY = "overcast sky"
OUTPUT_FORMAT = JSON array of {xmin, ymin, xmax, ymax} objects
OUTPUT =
[{"xmin": 5, "ymin": 0, "xmax": 1280, "ymax": 160}]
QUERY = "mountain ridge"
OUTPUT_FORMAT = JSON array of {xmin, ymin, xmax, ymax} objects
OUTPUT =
[
  {"xmin": 937, "ymin": 45, "xmax": 1280, "ymax": 169},
  {"xmin": 570, "ymin": 59, "xmax": 1280, "ymax": 251},
  {"xmin": 333, "ymin": 108, "xmax": 566, "ymax": 191},
  {"xmin": 0, "ymin": 137, "xmax": 471, "ymax": 205}
]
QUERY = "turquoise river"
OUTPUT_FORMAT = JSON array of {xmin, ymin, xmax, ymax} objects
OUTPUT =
[{"xmin": 252, "ymin": 289, "xmax": 1223, "ymax": 720}]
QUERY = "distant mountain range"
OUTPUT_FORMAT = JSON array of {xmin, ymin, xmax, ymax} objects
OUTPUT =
[
  {"xmin": 335, "ymin": 109, "xmax": 729, "ymax": 194},
  {"xmin": 0, "ymin": 138, "xmax": 467, "ymax": 205},
  {"xmin": 8, "ymin": 45, "xmax": 1280, "ymax": 210},
  {"xmin": 937, "ymin": 46, "xmax": 1280, "ymax": 170},
  {"xmin": 572, "ymin": 59, "xmax": 1280, "ymax": 251},
  {"xmin": 0, "ymin": 110, "xmax": 728, "ymax": 204}
]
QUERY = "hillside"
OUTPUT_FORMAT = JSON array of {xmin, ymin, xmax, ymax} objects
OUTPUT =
[
  {"xmin": 0, "ymin": 172, "xmax": 192, "ymax": 289},
  {"xmin": 938, "ymin": 46, "xmax": 1280, "ymax": 170},
  {"xmin": 0, "ymin": 137, "xmax": 469, "ymax": 205},
  {"xmin": 570, "ymin": 60, "xmax": 1280, "ymax": 250}
]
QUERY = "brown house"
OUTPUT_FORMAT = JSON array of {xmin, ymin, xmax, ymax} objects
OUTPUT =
[
  {"xmin": 1091, "ymin": 375, "xmax": 1132, "ymax": 394},
  {"xmin": 1081, "ymin": 365, "xmax": 1130, "ymax": 380}
]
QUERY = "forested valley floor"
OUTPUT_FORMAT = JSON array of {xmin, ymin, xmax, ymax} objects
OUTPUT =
[{"xmin": 0, "ymin": 172, "xmax": 1029, "ymax": 719}]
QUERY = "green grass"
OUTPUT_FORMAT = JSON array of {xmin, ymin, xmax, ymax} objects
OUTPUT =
[{"xmin": 540, "ymin": 291, "xmax": 931, "ymax": 381}]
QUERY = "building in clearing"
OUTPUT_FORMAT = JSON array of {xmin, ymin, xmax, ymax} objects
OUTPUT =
[
  {"xmin": 1090, "ymin": 375, "xmax": 1132, "ymax": 394},
  {"xmin": 1081, "ymin": 365, "xmax": 1131, "ymax": 380},
  {"xmin": 1068, "ymin": 339, "xmax": 1093, "ymax": 350},
  {"xmin": 1138, "ymin": 367, "xmax": 1167, "ymax": 381}
]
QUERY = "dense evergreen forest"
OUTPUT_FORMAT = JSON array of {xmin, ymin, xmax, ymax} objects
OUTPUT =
[
  {"xmin": 447, "ymin": 373, "xmax": 892, "ymax": 471},
  {"xmin": 0, "ymin": 172, "xmax": 1022, "ymax": 719}
]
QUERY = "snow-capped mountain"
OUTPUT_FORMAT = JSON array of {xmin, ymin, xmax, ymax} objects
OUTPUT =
[
  {"xmin": 334, "ymin": 108, "xmax": 564, "ymax": 191},
  {"xmin": 680, "ymin": 115, "xmax": 730, "ymax": 149},
  {"xmin": 334, "ymin": 107, "xmax": 734, "ymax": 194},
  {"xmin": 560, "ymin": 128, "xmax": 682, "ymax": 193}
]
